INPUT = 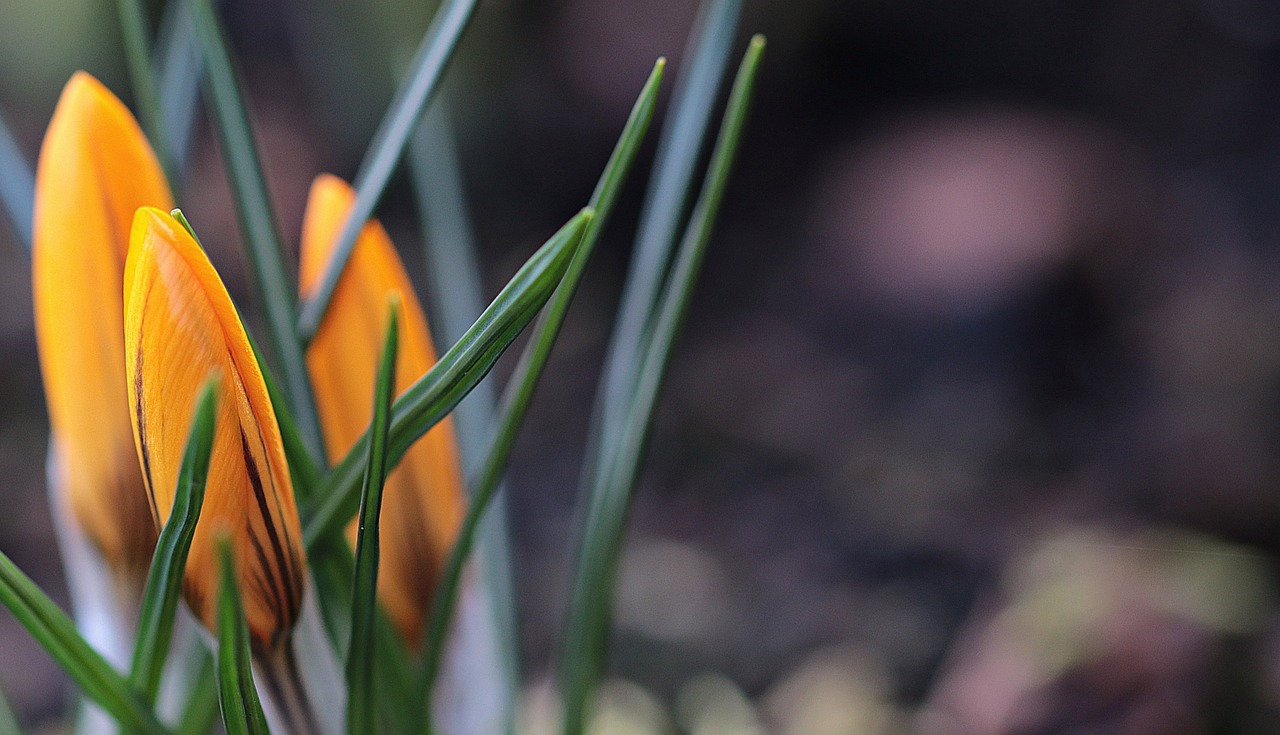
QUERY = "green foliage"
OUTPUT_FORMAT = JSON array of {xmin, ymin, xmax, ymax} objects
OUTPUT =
[
  {"xmin": 129, "ymin": 378, "xmax": 218, "ymax": 702},
  {"xmin": 413, "ymin": 56, "xmax": 666, "ymax": 734},
  {"xmin": 300, "ymin": 208, "xmax": 594, "ymax": 549},
  {"xmin": 215, "ymin": 539, "xmax": 272, "ymax": 735},
  {"xmin": 560, "ymin": 34, "xmax": 766, "ymax": 735},
  {"xmin": 189, "ymin": 0, "xmax": 326, "ymax": 463},
  {"xmin": 0, "ymin": 0, "xmax": 762, "ymax": 730},
  {"xmin": 411, "ymin": 102, "xmax": 521, "ymax": 731},
  {"xmin": 174, "ymin": 651, "xmax": 220, "ymax": 735},
  {"xmin": 296, "ymin": 0, "xmax": 480, "ymax": 342},
  {"xmin": 0, "ymin": 552, "xmax": 170, "ymax": 735},
  {"xmin": 114, "ymin": 0, "xmax": 174, "ymax": 185},
  {"xmin": 346, "ymin": 299, "xmax": 400, "ymax": 735}
]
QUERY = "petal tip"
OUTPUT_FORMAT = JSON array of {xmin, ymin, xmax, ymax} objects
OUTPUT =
[{"xmin": 56, "ymin": 71, "xmax": 116, "ymax": 120}]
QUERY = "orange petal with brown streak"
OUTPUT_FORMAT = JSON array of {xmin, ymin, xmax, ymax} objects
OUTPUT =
[{"xmin": 125, "ymin": 207, "xmax": 306, "ymax": 653}]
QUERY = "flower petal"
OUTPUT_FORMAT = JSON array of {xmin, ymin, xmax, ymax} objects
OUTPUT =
[
  {"xmin": 33, "ymin": 72, "xmax": 173, "ymax": 580},
  {"xmin": 125, "ymin": 206, "xmax": 306, "ymax": 652},
  {"xmin": 300, "ymin": 173, "xmax": 465, "ymax": 647}
]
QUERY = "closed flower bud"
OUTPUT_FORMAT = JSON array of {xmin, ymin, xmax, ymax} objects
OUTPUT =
[
  {"xmin": 299, "ymin": 174, "xmax": 465, "ymax": 647},
  {"xmin": 125, "ymin": 206, "xmax": 306, "ymax": 653},
  {"xmin": 33, "ymin": 71, "xmax": 173, "ymax": 582}
]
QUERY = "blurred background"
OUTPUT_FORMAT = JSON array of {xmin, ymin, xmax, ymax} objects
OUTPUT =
[{"xmin": 5, "ymin": 0, "xmax": 1280, "ymax": 732}]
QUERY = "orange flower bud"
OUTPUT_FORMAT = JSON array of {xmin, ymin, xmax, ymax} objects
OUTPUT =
[
  {"xmin": 33, "ymin": 72, "xmax": 173, "ymax": 581},
  {"xmin": 125, "ymin": 207, "xmax": 306, "ymax": 652},
  {"xmin": 299, "ymin": 174, "xmax": 465, "ymax": 647}
]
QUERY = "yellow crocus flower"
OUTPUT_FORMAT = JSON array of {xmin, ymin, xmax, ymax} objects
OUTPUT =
[
  {"xmin": 124, "ymin": 206, "xmax": 306, "ymax": 653},
  {"xmin": 33, "ymin": 71, "xmax": 173, "ymax": 583},
  {"xmin": 299, "ymin": 173, "xmax": 465, "ymax": 648}
]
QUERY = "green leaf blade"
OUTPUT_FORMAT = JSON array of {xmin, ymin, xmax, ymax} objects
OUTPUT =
[
  {"xmin": 411, "ymin": 102, "xmax": 521, "ymax": 733},
  {"xmin": 301, "ymin": 207, "xmax": 593, "ymax": 550},
  {"xmin": 0, "ymin": 553, "xmax": 170, "ymax": 735},
  {"xmin": 594, "ymin": 0, "xmax": 743, "ymax": 462},
  {"xmin": 296, "ymin": 0, "xmax": 480, "ymax": 341},
  {"xmin": 215, "ymin": 539, "xmax": 272, "ymax": 735},
  {"xmin": 130, "ymin": 377, "xmax": 219, "ymax": 703},
  {"xmin": 413, "ymin": 58, "xmax": 664, "ymax": 731},
  {"xmin": 345, "ymin": 299, "xmax": 400, "ymax": 735},
  {"xmin": 559, "ymin": 35, "xmax": 765, "ymax": 735},
  {"xmin": 155, "ymin": 0, "xmax": 202, "ymax": 189}
]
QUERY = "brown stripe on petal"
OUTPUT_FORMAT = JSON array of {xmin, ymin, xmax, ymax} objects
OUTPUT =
[
  {"xmin": 132, "ymin": 296, "xmax": 160, "ymax": 528},
  {"xmin": 240, "ymin": 428, "xmax": 299, "ymax": 629},
  {"xmin": 124, "ymin": 206, "xmax": 306, "ymax": 650}
]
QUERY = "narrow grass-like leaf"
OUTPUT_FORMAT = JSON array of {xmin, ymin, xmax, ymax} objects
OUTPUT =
[
  {"xmin": 560, "ymin": 36, "xmax": 764, "ymax": 735},
  {"xmin": 412, "ymin": 105, "xmax": 488, "ymax": 365},
  {"xmin": 0, "ymin": 109, "xmax": 33, "ymax": 249},
  {"xmin": 411, "ymin": 102, "xmax": 520, "ymax": 731},
  {"xmin": 115, "ymin": 0, "xmax": 174, "ymax": 184},
  {"xmin": 155, "ymin": 0, "xmax": 202, "ymax": 190},
  {"xmin": 129, "ymin": 377, "xmax": 218, "ymax": 703},
  {"xmin": 414, "ymin": 60, "xmax": 663, "ymax": 731},
  {"xmin": 590, "ymin": 0, "xmax": 743, "ymax": 472},
  {"xmin": 0, "ymin": 684, "xmax": 20, "ymax": 735},
  {"xmin": 296, "ymin": 0, "xmax": 480, "ymax": 341},
  {"xmin": 345, "ymin": 298, "xmax": 399, "ymax": 735},
  {"xmin": 372, "ymin": 613, "xmax": 414, "ymax": 735},
  {"xmin": 175, "ymin": 651, "xmax": 220, "ymax": 735},
  {"xmin": 0, "ymin": 552, "xmax": 170, "ymax": 735},
  {"xmin": 301, "ymin": 208, "xmax": 592, "ymax": 549},
  {"xmin": 307, "ymin": 540, "xmax": 413, "ymax": 735},
  {"xmin": 189, "ymin": 0, "xmax": 326, "ymax": 463},
  {"xmin": 215, "ymin": 539, "xmax": 271, "ymax": 735},
  {"xmin": 308, "ymin": 541, "xmax": 354, "ymax": 659}
]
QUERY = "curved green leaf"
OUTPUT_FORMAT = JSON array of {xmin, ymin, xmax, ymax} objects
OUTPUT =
[
  {"xmin": 130, "ymin": 378, "xmax": 219, "ymax": 702},
  {"xmin": 345, "ymin": 299, "xmax": 399, "ymax": 735},
  {"xmin": 560, "ymin": 35, "xmax": 765, "ymax": 735},
  {"xmin": 0, "ymin": 552, "xmax": 169, "ymax": 735},
  {"xmin": 301, "ymin": 207, "xmax": 592, "ymax": 549},
  {"xmin": 411, "ymin": 102, "xmax": 520, "ymax": 732},
  {"xmin": 215, "ymin": 539, "xmax": 271, "ymax": 735},
  {"xmin": 589, "ymin": 0, "xmax": 743, "ymax": 478},
  {"xmin": 414, "ymin": 58, "xmax": 664, "ymax": 732}
]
